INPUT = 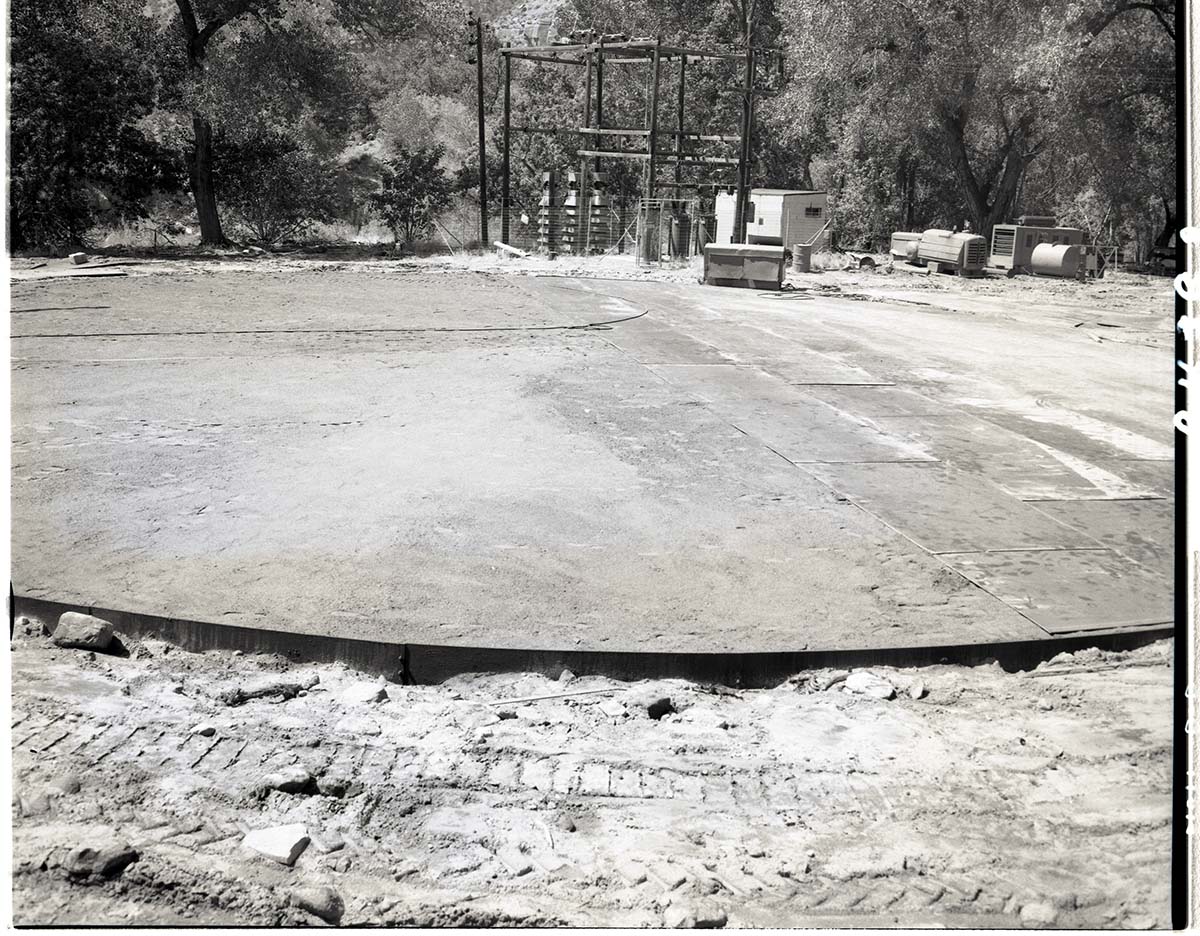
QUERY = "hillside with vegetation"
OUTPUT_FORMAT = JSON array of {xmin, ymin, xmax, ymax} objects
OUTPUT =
[{"xmin": 8, "ymin": 0, "xmax": 1176, "ymax": 261}]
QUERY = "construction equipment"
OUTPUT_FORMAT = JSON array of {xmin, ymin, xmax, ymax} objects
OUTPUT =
[
  {"xmin": 916, "ymin": 230, "xmax": 987, "ymax": 276},
  {"xmin": 1030, "ymin": 243, "xmax": 1082, "ymax": 278},
  {"xmin": 890, "ymin": 232, "xmax": 921, "ymax": 261},
  {"xmin": 989, "ymin": 223, "xmax": 1084, "ymax": 270}
]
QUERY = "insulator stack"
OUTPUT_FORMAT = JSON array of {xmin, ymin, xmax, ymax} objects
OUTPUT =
[
  {"xmin": 588, "ymin": 172, "xmax": 612, "ymax": 253},
  {"xmin": 537, "ymin": 171, "xmax": 559, "ymax": 254},
  {"xmin": 561, "ymin": 171, "xmax": 581, "ymax": 254}
]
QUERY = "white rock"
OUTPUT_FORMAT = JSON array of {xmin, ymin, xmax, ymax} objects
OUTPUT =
[
  {"xmin": 693, "ymin": 903, "xmax": 728, "ymax": 928},
  {"xmin": 616, "ymin": 860, "xmax": 648, "ymax": 884},
  {"xmin": 243, "ymin": 823, "xmax": 309, "ymax": 865},
  {"xmin": 908, "ymin": 680, "xmax": 927, "ymax": 700},
  {"xmin": 190, "ymin": 723, "xmax": 217, "ymax": 737},
  {"xmin": 69, "ymin": 252, "xmax": 88, "ymax": 265},
  {"xmin": 290, "ymin": 884, "xmax": 344, "ymax": 922},
  {"xmin": 664, "ymin": 904, "xmax": 697, "ymax": 928},
  {"xmin": 257, "ymin": 765, "xmax": 313, "ymax": 795},
  {"xmin": 843, "ymin": 671, "xmax": 896, "ymax": 700},
  {"xmin": 341, "ymin": 682, "xmax": 388, "ymax": 705},
  {"xmin": 52, "ymin": 612, "xmax": 113, "ymax": 651},
  {"xmin": 310, "ymin": 830, "xmax": 345, "ymax": 854},
  {"xmin": 1020, "ymin": 901, "xmax": 1059, "ymax": 927},
  {"xmin": 496, "ymin": 847, "xmax": 533, "ymax": 876},
  {"xmin": 598, "ymin": 699, "xmax": 626, "ymax": 718}
]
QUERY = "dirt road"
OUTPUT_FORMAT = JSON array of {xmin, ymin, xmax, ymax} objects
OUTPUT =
[{"xmin": 10, "ymin": 619, "xmax": 1172, "ymax": 927}]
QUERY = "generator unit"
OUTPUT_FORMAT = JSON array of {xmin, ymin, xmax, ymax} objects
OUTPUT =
[
  {"xmin": 916, "ymin": 229, "xmax": 987, "ymax": 276},
  {"xmin": 890, "ymin": 231, "xmax": 922, "ymax": 261},
  {"xmin": 715, "ymin": 189, "xmax": 830, "ymax": 249},
  {"xmin": 989, "ymin": 224, "xmax": 1084, "ymax": 270}
]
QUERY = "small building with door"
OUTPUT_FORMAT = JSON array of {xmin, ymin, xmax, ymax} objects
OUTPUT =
[{"xmin": 714, "ymin": 189, "xmax": 830, "ymax": 250}]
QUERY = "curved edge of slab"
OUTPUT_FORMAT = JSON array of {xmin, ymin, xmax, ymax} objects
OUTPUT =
[{"xmin": 12, "ymin": 594, "xmax": 1172, "ymax": 689}]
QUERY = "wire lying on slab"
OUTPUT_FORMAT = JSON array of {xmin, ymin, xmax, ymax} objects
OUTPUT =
[{"xmin": 10, "ymin": 309, "xmax": 650, "ymax": 341}]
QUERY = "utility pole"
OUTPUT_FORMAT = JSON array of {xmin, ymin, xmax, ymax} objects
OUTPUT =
[
  {"xmin": 501, "ymin": 52, "xmax": 511, "ymax": 244},
  {"xmin": 468, "ymin": 12, "xmax": 488, "ymax": 246},
  {"xmin": 732, "ymin": 43, "xmax": 754, "ymax": 244},
  {"xmin": 732, "ymin": 0, "xmax": 758, "ymax": 244}
]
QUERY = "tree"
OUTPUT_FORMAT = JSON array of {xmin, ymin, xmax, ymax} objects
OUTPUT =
[
  {"xmin": 8, "ymin": 0, "xmax": 180, "ymax": 250},
  {"xmin": 168, "ymin": 0, "xmax": 418, "ymax": 245},
  {"xmin": 770, "ymin": 0, "xmax": 1173, "ymax": 242},
  {"xmin": 171, "ymin": 1, "xmax": 281, "ymax": 244},
  {"xmin": 370, "ymin": 145, "xmax": 454, "ymax": 245}
]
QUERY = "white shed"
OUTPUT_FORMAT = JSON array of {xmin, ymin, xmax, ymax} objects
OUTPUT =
[{"xmin": 714, "ymin": 189, "xmax": 829, "ymax": 250}]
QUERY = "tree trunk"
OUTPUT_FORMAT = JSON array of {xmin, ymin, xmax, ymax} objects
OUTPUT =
[
  {"xmin": 1155, "ymin": 194, "xmax": 1175, "ymax": 247},
  {"xmin": 941, "ymin": 111, "xmax": 1028, "ymax": 240},
  {"xmin": 191, "ymin": 114, "xmax": 224, "ymax": 244}
]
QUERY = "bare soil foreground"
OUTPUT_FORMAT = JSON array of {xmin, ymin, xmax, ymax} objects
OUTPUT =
[
  {"xmin": 10, "ymin": 255, "xmax": 1174, "ymax": 652},
  {"xmin": 10, "ymin": 620, "xmax": 1171, "ymax": 927}
]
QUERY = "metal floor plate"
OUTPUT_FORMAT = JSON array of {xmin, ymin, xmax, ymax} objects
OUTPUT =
[
  {"xmin": 649, "ymin": 365, "xmax": 935, "ymax": 464},
  {"xmin": 947, "ymin": 548, "xmax": 1172, "ymax": 633},
  {"xmin": 808, "ymin": 462, "xmax": 1099, "ymax": 553},
  {"xmin": 864, "ymin": 414, "xmax": 1137, "ymax": 501},
  {"xmin": 1030, "ymin": 499, "xmax": 1174, "ymax": 579}
]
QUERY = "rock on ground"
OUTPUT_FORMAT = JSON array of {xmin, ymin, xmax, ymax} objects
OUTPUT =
[
  {"xmin": 51, "ymin": 613, "xmax": 114, "ymax": 651},
  {"xmin": 316, "ymin": 769, "xmax": 358, "ymax": 798},
  {"xmin": 341, "ymin": 682, "xmax": 388, "ymax": 705},
  {"xmin": 1020, "ymin": 901, "xmax": 1060, "ymax": 927},
  {"xmin": 844, "ymin": 671, "xmax": 896, "ymax": 700},
  {"xmin": 665, "ymin": 901, "xmax": 727, "ymax": 928},
  {"xmin": 310, "ymin": 831, "xmax": 345, "ymax": 854},
  {"xmin": 255, "ymin": 765, "xmax": 314, "ymax": 796},
  {"xmin": 289, "ymin": 884, "xmax": 344, "ymax": 923},
  {"xmin": 62, "ymin": 842, "xmax": 139, "ymax": 879},
  {"xmin": 46, "ymin": 774, "xmax": 82, "ymax": 797},
  {"xmin": 243, "ymin": 824, "xmax": 309, "ymax": 866}
]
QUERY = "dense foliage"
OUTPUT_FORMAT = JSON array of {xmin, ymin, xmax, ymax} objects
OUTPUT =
[
  {"xmin": 8, "ymin": 0, "xmax": 182, "ymax": 250},
  {"xmin": 6, "ymin": 0, "xmax": 1177, "ymax": 260},
  {"xmin": 370, "ymin": 145, "xmax": 455, "ymax": 244}
]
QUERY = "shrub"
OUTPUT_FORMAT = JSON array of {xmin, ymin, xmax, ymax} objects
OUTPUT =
[
  {"xmin": 369, "ymin": 145, "xmax": 453, "ymax": 246},
  {"xmin": 218, "ymin": 135, "xmax": 338, "ymax": 245}
]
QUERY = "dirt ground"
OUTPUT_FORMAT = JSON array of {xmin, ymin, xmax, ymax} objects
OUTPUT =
[
  {"xmin": 9, "ymin": 253, "xmax": 1174, "ymax": 652},
  {"xmin": 9, "ymin": 617, "xmax": 1171, "ymax": 927}
]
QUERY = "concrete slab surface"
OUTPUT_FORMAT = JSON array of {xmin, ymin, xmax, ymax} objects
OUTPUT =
[
  {"xmin": 949, "ymin": 548, "xmax": 1171, "ymax": 633},
  {"xmin": 10, "ymin": 262, "xmax": 1175, "ymax": 651}
]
